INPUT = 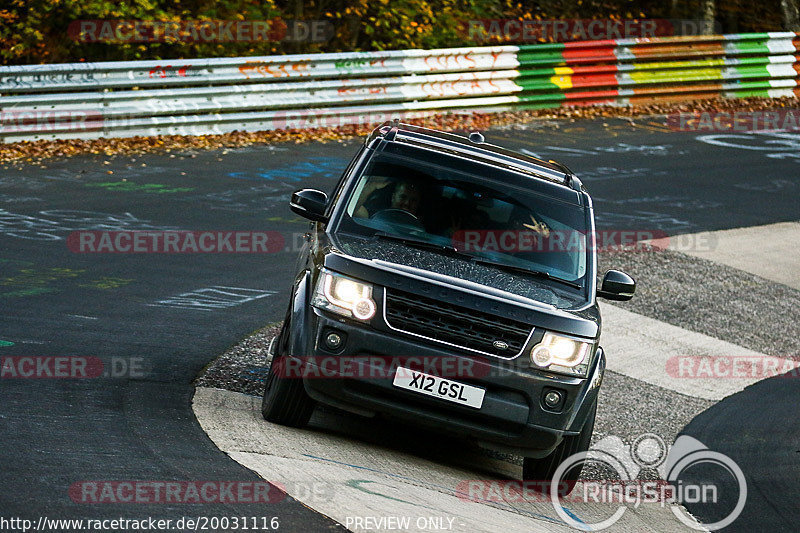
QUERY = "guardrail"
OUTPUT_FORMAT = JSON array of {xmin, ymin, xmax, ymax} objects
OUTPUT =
[{"xmin": 1, "ymin": 32, "xmax": 798, "ymax": 142}]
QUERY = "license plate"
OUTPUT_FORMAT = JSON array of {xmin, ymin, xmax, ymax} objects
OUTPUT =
[{"xmin": 392, "ymin": 367, "xmax": 485, "ymax": 409}]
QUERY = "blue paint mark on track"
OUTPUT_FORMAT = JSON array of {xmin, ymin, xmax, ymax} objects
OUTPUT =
[{"xmin": 228, "ymin": 157, "xmax": 348, "ymax": 182}]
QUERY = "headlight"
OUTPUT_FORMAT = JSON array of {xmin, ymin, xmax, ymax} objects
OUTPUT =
[
  {"xmin": 530, "ymin": 332, "xmax": 595, "ymax": 377},
  {"xmin": 312, "ymin": 269, "xmax": 376, "ymax": 321}
]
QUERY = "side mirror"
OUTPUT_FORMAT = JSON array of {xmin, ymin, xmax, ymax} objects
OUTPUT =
[
  {"xmin": 597, "ymin": 270, "xmax": 635, "ymax": 301},
  {"xmin": 290, "ymin": 189, "xmax": 328, "ymax": 223}
]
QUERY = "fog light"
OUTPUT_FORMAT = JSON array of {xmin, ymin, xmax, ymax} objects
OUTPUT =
[
  {"xmin": 544, "ymin": 390, "xmax": 562, "ymax": 408},
  {"xmin": 531, "ymin": 346, "xmax": 553, "ymax": 367},
  {"xmin": 324, "ymin": 332, "xmax": 343, "ymax": 350},
  {"xmin": 352, "ymin": 297, "xmax": 376, "ymax": 320}
]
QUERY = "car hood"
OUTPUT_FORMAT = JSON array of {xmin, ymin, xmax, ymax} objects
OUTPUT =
[{"xmin": 329, "ymin": 233, "xmax": 590, "ymax": 311}]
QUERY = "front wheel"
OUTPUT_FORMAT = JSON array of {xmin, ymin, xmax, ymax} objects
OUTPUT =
[
  {"xmin": 261, "ymin": 354, "xmax": 315, "ymax": 427},
  {"xmin": 522, "ymin": 399, "xmax": 597, "ymax": 495}
]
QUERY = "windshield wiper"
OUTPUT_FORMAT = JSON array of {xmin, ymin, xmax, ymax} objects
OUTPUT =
[
  {"xmin": 470, "ymin": 257, "xmax": 582, "ymax": 289},
  {"xmin": 372, "ymin": 232, "xmax": 470, "ymax": 258}
]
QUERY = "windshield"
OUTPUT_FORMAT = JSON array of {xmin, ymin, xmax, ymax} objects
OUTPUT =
[{"xmin": 334, "ymin": 152, "xmax": 591, "ymax": 288}]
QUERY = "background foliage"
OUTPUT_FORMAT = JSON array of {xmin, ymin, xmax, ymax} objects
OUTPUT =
[{"xmin": 1, "ymin": 0, "xmax": 797, "ymax": 65}]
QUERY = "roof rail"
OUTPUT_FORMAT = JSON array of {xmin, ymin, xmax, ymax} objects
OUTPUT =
[
  {"xmin": 547, "ymin": 159, "xmax": 582, "ymax": 191},
  {"xmin": 368, "ymin": 121, "xmax": 580, "ymax": 190},
  {"xmin": 385, "ymin": 118, "xmax": 401, "ymax": 141}
]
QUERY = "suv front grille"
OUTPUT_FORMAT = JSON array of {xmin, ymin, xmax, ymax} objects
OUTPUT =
[{"xmin": 384, "ymin": 289, "xmax": 533, "ymax": 358}]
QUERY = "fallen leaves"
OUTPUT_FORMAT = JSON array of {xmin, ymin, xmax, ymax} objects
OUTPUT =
[{"xmin": 0, "ymin": 96, "xmax": 796, "ymax": 166}]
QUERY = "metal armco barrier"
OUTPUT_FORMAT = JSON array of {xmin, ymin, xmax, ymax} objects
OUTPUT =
[{"xmin": 1, "ymin": 33, "xmax": 798, "ymax": 142}]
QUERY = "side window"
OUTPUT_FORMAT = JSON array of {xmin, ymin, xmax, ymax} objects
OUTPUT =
[{"xmin": 325, "ymin": 147, "xmax": 367, "ymax": 218}]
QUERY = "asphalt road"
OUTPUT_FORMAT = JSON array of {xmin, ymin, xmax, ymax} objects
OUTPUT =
[
  {"xmin": 1, "ymin": 119, "xmax": 798, "ymax": 531},
  {"xmin": 678, "ymin": 373, "xmax": 800, "ymax": 532}
]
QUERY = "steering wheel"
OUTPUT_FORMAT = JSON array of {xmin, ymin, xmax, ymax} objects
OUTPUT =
[{"xmin": 370, "ymin": 208, "xmax": 425, "ymax": 232}]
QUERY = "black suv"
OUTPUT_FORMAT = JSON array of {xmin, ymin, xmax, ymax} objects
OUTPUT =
[{"xmin": 262, "ymin": 121, "xmax": 635, "ymax": 488}]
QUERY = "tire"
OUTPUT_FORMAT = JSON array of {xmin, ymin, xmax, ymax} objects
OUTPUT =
[
  {"xmin": 522, "ymin": 399, "xmax": 597, "ymax": 496},
  {"xmin": 261, "ymin": 353, "xmax": 315, "ymax": 428}
]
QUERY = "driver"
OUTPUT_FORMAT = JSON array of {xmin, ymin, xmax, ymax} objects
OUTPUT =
[
  {"xmin": 354, "ymin": 177, "xmax": 424, "ymax": 220},
  {"xmin": 389, "ymin": 181, "xmax": 422, "ymax": 216}
]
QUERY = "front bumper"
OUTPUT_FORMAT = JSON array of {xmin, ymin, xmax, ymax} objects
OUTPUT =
[{"xmin": 293, "ymin": 308, "xmax": 603, "ymax": 457}]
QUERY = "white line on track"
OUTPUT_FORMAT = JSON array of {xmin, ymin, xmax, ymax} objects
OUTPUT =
[
  {"xmin": 193, "ymin": 388, "xmax": 700, "ymax": 532},
  {"xmin": 667, "ymin": 221, "xmax": 800, "ymax": 291},
  {"xmin": 599, "ymin": 303, "xmax": 781, "ymax": 401}
]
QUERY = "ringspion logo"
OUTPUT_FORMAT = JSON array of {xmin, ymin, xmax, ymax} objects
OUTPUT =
[{"xmin": 459, "ymin": 434, "xmax": 746, "ymax": 531}]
